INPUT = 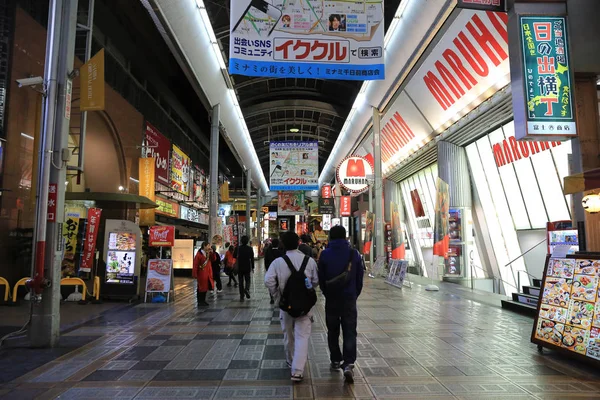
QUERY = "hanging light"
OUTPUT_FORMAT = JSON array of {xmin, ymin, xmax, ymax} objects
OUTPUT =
[
  {"xmin": 582, "ymin": 193, "xmax": 600, "ymax": 214},
  {"xmin": 289, "ymin": 128, "xmax": 299, "ymax": 133}
]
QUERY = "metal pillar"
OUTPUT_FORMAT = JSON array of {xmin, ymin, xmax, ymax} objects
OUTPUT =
[
  {"xmin": 209, "ymin": 104, "xmax": 220, "ymax": 242},
  {"xmin": 368, "ymin": 184, "xmax": 373, "ymax": 267},
  {"xmin": 30, "ymin": 0, "xmax": 78, "ymax": 347},
  {"xmin": 373, "ymin": 107, "xmax": 385, "ymax": 261},
  {"xmin": 246, "ymin": 168, "xmax": 252, "ymax": 239},
  {"xmin": 257, "ymin": 189, "xmax": 263, "ymax": 244}
]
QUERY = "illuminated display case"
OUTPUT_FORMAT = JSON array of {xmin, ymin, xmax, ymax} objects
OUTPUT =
[{"xmin": 547, "ymin": 221, "xmax": 579, "ymax": 255}]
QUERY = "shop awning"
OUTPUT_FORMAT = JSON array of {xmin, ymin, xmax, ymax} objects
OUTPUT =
[
  {"xmin": 563, "ymin": 168, "xmax": 600, "ymax": 194},
  {"xmin": 65, "ymin": 192, "xmax": 158, "ymax": 209}
]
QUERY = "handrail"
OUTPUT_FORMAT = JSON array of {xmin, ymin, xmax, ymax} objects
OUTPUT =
[{"xmin": 504, "ymin": 238, "xmax": 547, "ymax": 268}]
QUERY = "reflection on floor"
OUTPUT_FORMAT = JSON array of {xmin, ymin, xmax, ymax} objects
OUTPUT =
[{"xmin": 1, "ymin": 265, "xmax": 600, "ymax": 400}]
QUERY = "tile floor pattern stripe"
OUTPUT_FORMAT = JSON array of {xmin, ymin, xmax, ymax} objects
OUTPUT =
[{"xmin": 1, "ymin": 264, "xmax": 600, "ymax": 399}]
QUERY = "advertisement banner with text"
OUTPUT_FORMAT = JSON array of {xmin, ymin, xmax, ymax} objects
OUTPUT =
[
  {"xmin": 319, "ymin": 197, "xmax": 335, "ymax": 215},
  {"xmin": 80, "ymin": 208, "xmax": 102, "ymax": 273},
  {"xmin": 340, "ymin": 196, "xmax": 351, "ymax": 216},
  {"xmin": 146, "ymin": 259, "xmax": 173, "ymax": 292},
  {"xmin": 270, "ymin": 141, "xmax": 319, "ymax": 191},
  {"xmin": 193, "ymin": 166, "xmax": 208, "ymax": 208},
  {"xmin": 171, "ymin": 145, "xmax": 191, "ymax": 196},
  {"xmin": 144, "ymin": 122, "xmax": 170, "ymax": 186},
  {"xmin": 80, "ymin": 49, "xmax": 105, "ymax": 111},
  {"xmin": 433, "ymin": 178, "xmax": 450, "ymax": 258},
  {"xmin": 229, "ymin": 0, "xmax": 385, "ymax": 80},
  {"xmin": 149, "ymin": 225, "xmax": 175, "ymax": 247},
  {"xmin": 278, "ymin": 191, "xmax": 305, "ymax": 216},
  {"xmin": 139, "ymin": 158, "xmax": 156, "ymax": 226},
  {"xmin": 457, "ymin": 0, "xmax": 506, "ymax": 12},
  {"xmin": 390, "ymin": 202, "xmax": 405, "ymax": 260}
]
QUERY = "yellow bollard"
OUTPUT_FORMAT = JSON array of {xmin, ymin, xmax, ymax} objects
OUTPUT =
[
  {"xmin": 0, "ymin": 277, "xmax": 10, "ymax": 302},
  {"xmin": 12, "ymin": 277, "xmax": 30, "ymax": 303},
  {"xmin": 60, "ymin": 278, "xmax": 87, "ymax": 301}
]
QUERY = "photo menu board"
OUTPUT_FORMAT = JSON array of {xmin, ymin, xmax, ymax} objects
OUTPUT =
[
  {"xmin": 532, "ymin": 257, "xmax": 600, "ymax": 363},
  {"xmin": 106, "ymin": 232, "xmax": 136, "ymax": 284}
]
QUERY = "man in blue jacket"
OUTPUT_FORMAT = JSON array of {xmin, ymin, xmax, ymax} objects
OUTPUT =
[{"xmin": 317, "ymin": 225, "xmax": 364, "ymax": 383}]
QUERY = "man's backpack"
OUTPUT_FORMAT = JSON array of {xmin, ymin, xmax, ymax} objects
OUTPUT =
[{"xmin": 279, "ymin": 255, "xmax": 317, "ymax": 318}]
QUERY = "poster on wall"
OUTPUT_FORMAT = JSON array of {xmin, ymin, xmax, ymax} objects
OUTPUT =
[
  {"xmin": 139, "ymin": 158, "xmax": 156, "ymax": 226},
  {"xmin": 146, "ymin": 259, "xmax": 173, "ymax": 293},
  {"xmin": 193, "ymin": 165, "xmax": 208, "ymax": 208},
  {"xmin": 279, "ymin": 218, "xmax": 290, "ymax": 232},
  {"xmin": 144, "ymin": 122, "xmax": 170, "ymax": 186},
  {"xmin": 80, "ymin": 208, "xmax": 102, "ymax": 273},
  {"xmin": 270, "ymin": 141, "xmax": 319, "ymax": 191},
  {"xmin": 433, "ymin": 178, "xmax": 450, "ymax": 258},
  {"xmin": 390, "ymin": 202, "xmax": 405, "ymax": 260},
  {"xmin": 229, "ymin": 0, "xmax": 385, "ymax": 80},
  {"xmin": 171, "ymin": 145, "xmax": 191, "ymax": 196},
  {"xmin": 363, "ymin": 211, "xmax": 374, "ymax": 255},
  {"xmin": 278, "ymin": 191, "xmax": 305, "ymax": 216},
  {"xmin": 172, "ymin": 239, "xmax": 194, "ymax": 269},
  {"xmin": 513, "ymin": 15, "xmax": 576, "ymax": 140}
]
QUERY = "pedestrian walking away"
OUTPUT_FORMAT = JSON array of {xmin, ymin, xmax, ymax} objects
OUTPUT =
[
  {"xmin": 264, "ymin": 238, "xmax": 284, "ymax": 305},
  {"xmin": 224, "ymin": 245, "xmax": 238, "ymax": 287},
  {"xmin": 193, "ymin": 241, "xmax": 214, "ymax": 307},
  {"xmin": 298, "ymin": 234, "xmax": 313, "ymax": 258},
  {"xmin": 210, "ymin": 245, "xmax": 223, "ymax": 296},
  {"xmin": 318, "ymin": 225, "xmax": 364, "ymax": 383},
  {"xmin": 235, "ymin": 235, "xmax": 254, "ymax": 301},
  {"xmin": 265, "ymin": 232, "xmax": 319, "ymax": 382}
]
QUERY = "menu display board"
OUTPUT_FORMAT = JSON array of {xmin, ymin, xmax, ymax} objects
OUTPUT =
[
  {"xmin": 106, "ymin": 232, "xmax": 137, "ymax": 284},
  {"xmin": 532, "ymin": 257, "xmax": 600, "ymax": 363},
  {"xmin": 146, "ymin": 259, "xmax": 173, "ymax": 293}
]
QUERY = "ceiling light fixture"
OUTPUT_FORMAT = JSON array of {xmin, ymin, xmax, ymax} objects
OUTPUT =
[{"xmin": 289, "ymin": 128, "xmax": 299, "ymax": 133}]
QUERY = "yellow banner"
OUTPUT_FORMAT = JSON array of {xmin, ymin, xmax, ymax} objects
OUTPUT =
[
  {"xmin": 62, "ymin": 216, "xmax": 80, "ymax": 261},
  {"xmin": 171, "ymin": 145, "xmax": 191, "ymax": 196},
  {"xmin": 80, "ymin": 49, "xmax": 105, "ymax": 111},
  {"xmin": 139, "ymin": 158, "xmax": 156, "ymax": 226}
]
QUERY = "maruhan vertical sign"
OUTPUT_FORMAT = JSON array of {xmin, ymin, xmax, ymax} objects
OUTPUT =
[{"xmin": 229, "ymin": 0, "xmax": 385, "ymax": 80}]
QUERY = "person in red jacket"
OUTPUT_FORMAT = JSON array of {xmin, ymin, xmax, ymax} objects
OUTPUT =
[{"xmin": 193, "ymin": 241, "xmax": 214, "ymax": 307}]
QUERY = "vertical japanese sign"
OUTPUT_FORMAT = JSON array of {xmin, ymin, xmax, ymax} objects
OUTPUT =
[
  {"xmin": 144, "ymin": 122, "xmax": 170, "ymax": 185},
  {"xmin": 47, "ymin": 183, "xmax": 57, "ymax": 222},
  {"xmin": 340, "ymin": 195, "xmax": 351, "ymax": 216},
  {"xmin": 270, "ymin": 141, "xmax": 319, "ymax": 191},
  {"xmin": 139, "ymin": 158, "xmax": 156, "ymax": 226},
  {"xmin": 171, "ymin": 145, "xmax": 191, "ymax": 196},
  {"xmin": 80, "ymin": 49, "xmax": 105, "ymax": 111},
  {"xmin": 62, "ymin": 216, "xmax": 80, "ymax": 261},
  {"xmin": 81, "ymin": 208, "xmax": 102, "ymax": 272},
  {"xmin": 390, "ymin": 202, "xmax": 405, "ymax": 260},
  {"xmin": 278, "ymin": 191, "xmax": 305, "ymax": 216},
  {"xmin": 322, "ymin": 214, "xmax": 332, "ymax": 231},
  {"xmin": 516, "ymin": 16, "xmax": 576, "ymax": 140},
  {"xmin": 321, "ymin": 185, "xmax": 331, "ymax": 198},
  {"xmin": 229, "ymin": 0, "xmax": 385, "ymax": 80},
  {"xmin": 433, "ymin": 178, "xmax": 450, "ymax": 258},
  {"xmin": 193, "ymin": 165, "xmax": 208, "ymax": 208}
]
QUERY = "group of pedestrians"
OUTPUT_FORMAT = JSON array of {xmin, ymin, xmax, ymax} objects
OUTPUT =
[
  {"xmin": 192, "ymin": 236, "xmax": 255, "ymax": 306},
  {"xmin": 264, "ymin": 226, "xmax": 364, "ymax": 384}
]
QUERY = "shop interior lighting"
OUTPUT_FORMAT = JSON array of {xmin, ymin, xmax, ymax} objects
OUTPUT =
[
  {"xmin": 129, "ymin": 177, "xmax": 140, "ymax": 183},
  {"xmin": 319, "ymin": 0, "xmax": 412, "ymax": 187},
  {"xmin": 20, "ymin": 132, "xmax": 34, "ymax": 140},
  {"xmin": 583, "ymin": 193, "xmax": 600, "ymax": 214},
  {"xmin": 118, "ymin": 186, "xmax": 125, "ymax": 192},
  {"xmin": 289, "ymin": 128, "xmax": 300, "ymax": 133}
]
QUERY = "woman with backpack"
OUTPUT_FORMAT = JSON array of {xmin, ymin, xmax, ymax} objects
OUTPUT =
[{"xmin": 224, "ymin": 245, "xmax": 238, "ymax": 287}]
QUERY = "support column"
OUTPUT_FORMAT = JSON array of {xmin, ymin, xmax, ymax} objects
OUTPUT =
[
  {"xmin": 209, "ymin": 104, "xmax": 220, "ymax": 242},
  {"xmin": 368, "ymin": 183, "xmax": 373, "ymax": 267},
  {"xmin": 246, "ymin": 168, "xmax": 252, "ymax": 239},
  {"xmin": 257, "ymin": 189, "xmax": 263, "ymax": 244},
  {"xmin": 373, "ymin": 107, "xmax": 385, "ymax": 261},
  {"xmin": 30, "ymin": 0, "xmax": 78, "ymax": 347}
]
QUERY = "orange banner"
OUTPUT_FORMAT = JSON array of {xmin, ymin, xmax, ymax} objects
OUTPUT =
[
  {"xmin": 80, "ymin": 49, "xmax": 105, "ymax": 111},
  {"xmin": 139, "ymin": 158, "xmax": 156, "ymax": 226}
]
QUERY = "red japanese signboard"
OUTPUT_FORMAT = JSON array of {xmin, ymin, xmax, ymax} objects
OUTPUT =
[
  {"xmin": 47, "ymin": 183, "xmax": 57, "ymax": 222},
  {"xmin": 80, "ymin": 208, "xmax": 102, "ymax": 273},
  {"xmin": 144, "ymin": 122, "xmax": 170, "ymax": 186},
  {"xmin": 340, "ymin": 196, "xmax": 352, "ymax": 217},
  {"xmin": 321, "ymin": 185, "xmax": 332, "ymax": 199},
  {"xmin": 149, "ymin": 225, "xmax": 175, "ymax": 247}
]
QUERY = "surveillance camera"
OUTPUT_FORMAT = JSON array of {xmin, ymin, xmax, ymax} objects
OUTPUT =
[{"xmin": 16, "ymin": 76, "xmax": 44, "ymax": 88}]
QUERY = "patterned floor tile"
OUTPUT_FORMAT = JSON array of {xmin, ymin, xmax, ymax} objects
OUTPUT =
[
  {"xmin": 133, "ymin": 386, "xmax": 218, "ymax": 400},
  {"xmin": 53, "ymin": 387, "xmax": 141, "ymax": 400},
  {"xmin": 214, "ymin": 385, "xmax": 293, "ymax": 399},
  {"xmin": 223, "ymin": 369, "xmax": 260, "ymax": 380}
]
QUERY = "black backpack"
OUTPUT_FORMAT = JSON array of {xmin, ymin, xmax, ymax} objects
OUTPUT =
[{"xmin": 279, "ymin": 255, "xmax": 317, "ymax": 318}]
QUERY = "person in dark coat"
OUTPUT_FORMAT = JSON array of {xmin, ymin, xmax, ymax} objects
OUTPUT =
[
  {"xmin": 264, "ymin": 238, "xmax": 284, "ymax": 304},
  {"xmin": 210, "ymin": 245, "xmax": 222, "ymax": 295},
  {"xmin": 234, "ymin": 235, "xmax": 255, "ymax": 301},
  {"xmin": 298, "ymin": 234, "xmax": 312, "ymax": 257}
]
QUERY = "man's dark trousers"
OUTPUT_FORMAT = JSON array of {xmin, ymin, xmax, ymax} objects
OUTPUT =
[{"xmin": 325, "ymin": 296, "xmax": 357, "ymax": 366}]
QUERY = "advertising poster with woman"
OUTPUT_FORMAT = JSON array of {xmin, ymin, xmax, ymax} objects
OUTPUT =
[
  {"xmin": 278, "ymin": 191, "xmax": 305, "ymax": 216},
  {"xmin": 363, "ymin": 211, "xmax": 374, "ymax": 255},
  {"xmin": 433, "ymin": 178, "xmax": 450, "ymax": 258},
  {"xmin": 171, "ymin": 145, "xmax": 191, "ymax": 196},
  {"xmin": 390, "ymin": 202, "xmax": 405, "ymax": 260}
]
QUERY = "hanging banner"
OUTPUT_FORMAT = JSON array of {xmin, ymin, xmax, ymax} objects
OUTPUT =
[
  {"xmin": 332, "ymin": 217, "xmax": 341, "ymax": 227},
  {"xmin": 144, "ymin": 122, "xmax": 170, "ymax": 186},
  {"xmin": 319, "ymin": 197, "xmax": 335, "ymax": 214},
  {"xmin": 193, "ymin": 166, "xmax": 208, "ymax": 208},
  {"xmin": 322, "ymin": 214, "xmax": 332, "ymax": 231},
  {"xmin": 456, "ymin": 0, "xmax": 506, "ymax": 12},
  {"xmin": 80, "ymin": 48, "xmax": 105, "ymax": 111},
  {"xmin": 146, "ymin": 259, "xmax": 173, "ymax": 293},
  {"xmin": 278, "ymin": 191, "xmax": 305, "ymax": 216},
  {"xmin": 139, "ymin": 158, "xmax": 156, "ymax": 226},
  {"xmin": 321, "ymin": 185, "xmax": 332, "ymax": 198},
  {"xmin": 390, "ymin": 202, "xmax": 405, "ymax": 260},
  {"xmin": 433, "ymin": 178, "xmax": 450, "ymax": 258},
  {"xmin": 342, "ymin": 216, "xmax": 350, "ymax": 233},
  {"xmin": 336, "ymin": 155, "xmax": 373, "ymax": 195},
  {"xmin": 270, "ymin": 141, "xmax": 319, "ymax": 191},
  {"xmin": 340, "ymin": 195, "xmax": 351, "ymax": 217},
  {"xmin": 80, "ymin": 208, "xmax": 102, "ymax": 273},
  {"xmin": 171, "ymin": 145, "xmax": 191, "ymax": 196},
  {"xmin": 363, "ymin": 211, "xmax": 374, "ymax": 255},
  {"xmin": 62, "ymin": 216, "xmax": 80, "ymax": 261},
  {"xmin": 229, "ymin": 0, "xmax": 385, "ymax": 81},
  {"xmin": 149, "ymin": 225, "xmax": 175, "ymax": 247},
  {"xmin": 513, "ymin": 15, "xmax": 576, "ymax": 140}
]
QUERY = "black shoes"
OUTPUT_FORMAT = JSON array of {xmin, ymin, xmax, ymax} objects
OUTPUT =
[
  {"xmin": 330, "ymin": 361, "xmax": 342, "ymax": 370},
  {"xmin": 343, "ymin": 364, "xmax": 354, "ymax": 383},
  {"xmin": 240, "ymin": 297, "xmax": 245, "ymax": 302},
  {"xmin": 245, "ymin": 290, "xmax": 250, "ymax": 299}
]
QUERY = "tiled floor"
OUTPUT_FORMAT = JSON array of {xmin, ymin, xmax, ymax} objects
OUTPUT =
[{"xmin": 1, "ymin": 266, "xmax": 600, "ymax": 399}]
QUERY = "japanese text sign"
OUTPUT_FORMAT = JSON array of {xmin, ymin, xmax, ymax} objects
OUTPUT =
[
  {"xmin": 47, "ymin": 183, "xmax": 57, "ymax": 222},
  {"xmin": 457, "ymin": 0, "xmax": 506, "ymax": 12},
  {"xmin": 270, "ymin": 141, "xmax": 319, "ymax": 191},
  {"xmin": 516, "ymin": 16, "xmax": 576, "ymax": 140},
  {"xmin": 144, "ymin": 122, "xmax": 170, "ymax": 185},
  {"xmin": 81, "ymin": 208, "xmax": 102, "ymax": 272},
  {"xmin": 171, "ymin": 145, "xmax": 191, "ymax": 196},
  {"xmin": 149, "ymin": 226, "xmax": 175, "ymax": 247},
  {"xmin": 62, "ymin": 216, "xmax": 80, "ymax": 261},
  {"xmin": 321, "ymin": 185, "xmax": 331, "ymax": 198},
  {"xmin": 155, "ymin": 198, "xmax": 179, "ymax": 218},
  {"xmin": 340, "ymin": 196, "xmax": 351, "ymax": 216},
  {"xmin": 319, "ymin": 197, "xmax": 335, "ymax": 215},
  {"xmin": 193, "ymin": 166, "xmax": 208, "ymax": 208},
  {"xmin": 229, "ymin": 0, "xmax": 385, "ymax": 81},
  {"xmin": 139, "ymin": 158, "xmax": 156, "ymax": 226},
  {"xmin": 80, "ymin": 49, "xmax": 105, "ymax": 111}
]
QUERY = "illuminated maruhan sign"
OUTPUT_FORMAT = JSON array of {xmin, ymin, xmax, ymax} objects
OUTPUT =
[{"xmin": 336, "ymin": 155, "xmax": 373, "ymax": 195}]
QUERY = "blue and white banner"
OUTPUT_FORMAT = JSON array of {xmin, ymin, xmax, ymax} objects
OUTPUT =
[
  {"xmin": 270, "ymin": 141, "xmax": 319, "ymax": 191},
  {"xmin": 229, "ymin": 0, "xmax": 385, "ymax": 81}
]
